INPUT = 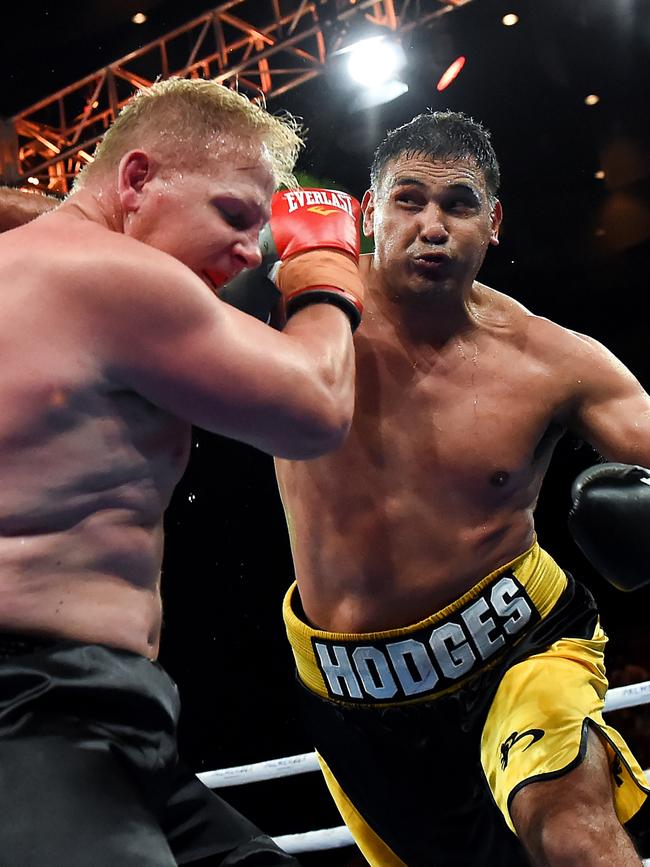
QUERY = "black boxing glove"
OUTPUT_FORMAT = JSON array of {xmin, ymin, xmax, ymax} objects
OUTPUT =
[
  {"xmin": 218, "ymin": 222, "xmax": 280, "ymax": 323},
  {"xmin": 568, "ymin": 462, "xmax": 650, "ymax": 591}
]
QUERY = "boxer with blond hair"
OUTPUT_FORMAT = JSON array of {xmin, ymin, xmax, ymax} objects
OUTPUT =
[{"xmin": 0, "ymin": 77, "xmax": 365, "ymax": 866}]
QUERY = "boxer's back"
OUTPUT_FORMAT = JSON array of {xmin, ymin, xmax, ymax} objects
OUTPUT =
[{"xmin": 0, "ymin": 213, "xmax": 192, "ymax": 657}]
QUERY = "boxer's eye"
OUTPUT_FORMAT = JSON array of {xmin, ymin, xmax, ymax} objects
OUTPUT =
[
  {"xmin": 217, "ymin": 206, "xmax": 248, "ymax": 230},
  {"xmin": 446, "ymin": 198, "xmax": 474, "ymax": 214},
  {"xmin": 395, "ymin": 192, "xmax": 422, "ymax": 208},
  {"xmin": 442, "ymin": 188, "xmax": 480, "ymax": 214},
  {"xmin": 214, "ymin": 197, "xmax": 266, "ymax": 233}
]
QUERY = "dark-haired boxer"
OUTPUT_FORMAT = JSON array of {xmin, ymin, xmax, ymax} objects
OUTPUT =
[
  {"xmin": 0, "ymin": 77, "xmax": 365, "ymax": 866},
  {"xmin": 228, "ymin": 110, "xmax": 650, "ymax": 866}
]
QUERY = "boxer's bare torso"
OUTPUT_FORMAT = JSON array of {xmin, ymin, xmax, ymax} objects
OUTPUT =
[
  {"xmin": 0, "ymin": 215, "xmax": 191, "ymax": 659},
  {"xmin": 0, "ymin": 142, "xmax": 358, "ymax": 659},
  {"xmin": 276, "ymin": 254, "xmax": 649, "ymax": 633}
]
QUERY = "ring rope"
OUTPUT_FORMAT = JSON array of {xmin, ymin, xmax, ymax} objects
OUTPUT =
[
  {"xmin": 273, "ymin": 825, "xmax": 355, "ymax": 854},
  {"xmin": 604, "ymin": 679, "xmax": 650, "ymax": 712},
  {"xmin": 196, "ymin": 681, "xmax": 650, "ymax": 855},
  {"xmin": 198, "ymin": 751, "xmax": 320, "ymax": 789},
  {"xmin": 198, "ymin": 681, "xmax": 650, "ymax": 789}
]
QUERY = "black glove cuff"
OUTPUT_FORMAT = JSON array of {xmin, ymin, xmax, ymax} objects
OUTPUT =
[{"xmin": 285, "ymin": 288, "xmax": 362, "ymax": 332}]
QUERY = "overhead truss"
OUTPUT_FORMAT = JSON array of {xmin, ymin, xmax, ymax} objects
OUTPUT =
[{"xmin": 2, "ymin": 0, "xmax": 473, "ymax": 193}]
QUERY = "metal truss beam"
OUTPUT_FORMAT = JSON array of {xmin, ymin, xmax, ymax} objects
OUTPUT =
[{"xmin": 3, "ymin": 0, "xmax": 474, "ymax": 193}]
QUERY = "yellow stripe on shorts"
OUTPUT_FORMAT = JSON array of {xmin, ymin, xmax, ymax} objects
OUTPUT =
[{"xmin": 283, "ymin": 542, "xmax": 567, "ymax": 705}]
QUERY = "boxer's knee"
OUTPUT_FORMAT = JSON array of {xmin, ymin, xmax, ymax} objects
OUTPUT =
[
  {"xmin": 516, "ymin": 799, "xmax": 627, "ymax": 866},
  {"xmin": 511, "ymin": 729, "xmax": 640, "ymax": 866}
]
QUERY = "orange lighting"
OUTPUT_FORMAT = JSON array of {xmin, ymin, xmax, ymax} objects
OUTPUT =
[
  {"xmin": 132, "ymin": 12, "xmax": 147, "ymax": 24},
  {"xmin": 502, "ymin": 13, "xmax": 519, "ymax": 26},
  {"xmin": 584, "ymin": 94, "xmax": 600, "ymax": 106},
  {"xmin": 594, "ymin": 170, "xmax": 605, "ymax": 180},
  {"xmin": 436, "ymin": 56, "xmax": 466, "ymax": 92}
]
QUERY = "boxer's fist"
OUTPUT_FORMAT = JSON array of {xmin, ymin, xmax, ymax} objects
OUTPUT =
[
  {"xmin": 219, "ymin": 189, "xmax": 364, "ymax": 330},
  {"xmin": 568, "ymin": 462, "xmax": 650, "ymax": 591}
]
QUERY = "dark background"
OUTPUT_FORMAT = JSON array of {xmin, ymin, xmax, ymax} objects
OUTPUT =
[{"xmin": 2, "ymin": 1, "xmax": 649, "ymax": 862}]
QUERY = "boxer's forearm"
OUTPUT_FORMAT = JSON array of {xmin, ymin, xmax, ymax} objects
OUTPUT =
[
  {"xmin": 280, "ymin": 303, "xmax": 356, "ymax": 456},
  {"xmin": 0, "ymin": 187, "xmax": 59, "ymax": 231}
]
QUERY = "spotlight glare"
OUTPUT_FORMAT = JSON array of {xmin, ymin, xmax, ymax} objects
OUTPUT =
[
  {"xmin": 436, "ymin": 56, "xmax": 466, "ymax": 92},
  {"xmin": 502, "ymin": 13, "xmax": 519, "ymax": 26},
  {"xmin": 584, "ymin": 93, "xmax": 600, "ymax": 106},
  {"xmin": 131, "ymin": 12, "xmax": 147, "ymax": 24},
  {"xmin": 347, "ymin": 37, "xmax": 405, "ymax": 87},
  {"xmin": 27, "ymin": 177, "xmax": 39, "ymax": 185},
  {"xmin": 351, "ymin": 79, "xmax": 409, "ymax": 111},
  {"xmin": 594, "ymin": 170, "xmax": 605, "ymax": 179}
]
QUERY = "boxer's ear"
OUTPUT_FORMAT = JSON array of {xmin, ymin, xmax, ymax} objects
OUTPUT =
[
  {"xmin": 118, "ymin": 150, "xmax": 153, "ymax": 214},
  {"xmin": 361, "ymin": 189, "xmax": 375, "ymax": 238},
  {"xmin": 489, "ymin": 200, "xmax": 502, "ymax": 247}
]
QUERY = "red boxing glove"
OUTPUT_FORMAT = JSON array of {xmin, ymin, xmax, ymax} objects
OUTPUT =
[
  {"xmin": 220, "ymin": 189, "xmax": 364, "ymax": 330},
  {"xmin": 271, "ymin": 189, "xmax": 364, "ymax": 330},
  {"xmin": 271, "ymin": 189, "xmax": 360, "ymax": 259}
]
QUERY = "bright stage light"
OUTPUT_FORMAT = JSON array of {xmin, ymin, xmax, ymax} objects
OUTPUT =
[
  {"xmin": 584, "ymin": 93, "xmax": 600, "ymax": 106},
  {"xmin": 346, "ymin": 36, "xmax": 405, "ymax": 87},
  {"xmin": 330, "ymin": 32, "xmax": 408, "ymax": 109}
]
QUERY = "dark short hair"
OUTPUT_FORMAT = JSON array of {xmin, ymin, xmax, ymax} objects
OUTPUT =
[{"xmin": 370, "ymin": 110, "xmax": 500, "ymax": 199}]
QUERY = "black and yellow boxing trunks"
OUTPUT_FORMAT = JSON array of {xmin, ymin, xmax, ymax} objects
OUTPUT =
[
  {"xmin": 0, "ymin": 633, "xmax": 297, "ymax": 867},
  {"xmin": 283, "ymin": 542, "xmax": 649, "ymax": 867}
]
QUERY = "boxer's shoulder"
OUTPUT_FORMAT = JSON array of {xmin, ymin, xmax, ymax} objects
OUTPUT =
[
  {"xmin": 492, "ymin": 296, "xmax": 588, "ymax": 359},
  {"xmin": 1, "ymin": 214, "xmax": 213, "ymax": 367},
  {"xmin": 511, "ymin": 312, "xmax": 636, "ymax": 410},
  {"xmin": 43, "ymin": 218, "xmax": 203, "ymax": 311},
  {"xmin": 470, "ymin": 288, "xmax": 615, "ymax": 390}
]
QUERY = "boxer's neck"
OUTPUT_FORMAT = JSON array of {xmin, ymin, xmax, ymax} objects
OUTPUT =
[
  {"xmin": 368, "ymin": 270, "xmax": 482, "ymax": 347},
  {"xmin": 57, "ymin": 186, "xmax": 123, "ymax": 233}
]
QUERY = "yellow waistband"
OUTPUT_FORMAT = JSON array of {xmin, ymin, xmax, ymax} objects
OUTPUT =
[{"xmin": 283, "ymin": 542, "xmax": 567, "ymax": 705}]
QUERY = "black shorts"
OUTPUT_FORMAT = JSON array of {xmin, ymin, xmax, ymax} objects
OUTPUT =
[
  {"xmin": 0, "ymin": 634, "xmax": 298, "ymax": 867},
  {"xmin": 285, "ymin": 543, "xmax": 650, "ymax": 866}
]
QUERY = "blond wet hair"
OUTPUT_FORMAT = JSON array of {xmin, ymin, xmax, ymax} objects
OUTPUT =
[{"xmin": 74, "ymin": 77, "xmax": 303, "ymax": 191}]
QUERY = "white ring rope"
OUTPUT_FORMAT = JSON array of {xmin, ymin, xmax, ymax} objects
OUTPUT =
[
  {"xmin": 198, "ymin": 751, "xmax": 320, "ymax": 789},
  {"xmin": 199, "ymin": 681, "xmax": 650, "ymax": 789},
  {"xmin": 197, "ymin": 680, "xmax": 650, "ymax": 855},
  {"xmin": 274, "ymin": 825, "xmax": 355, "ymax": 854},
  {"xmin": 604, "ymin": 680, "xmax": 650, "ymax": 713}
]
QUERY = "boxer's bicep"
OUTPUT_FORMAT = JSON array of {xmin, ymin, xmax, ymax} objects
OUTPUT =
[
  {"xmin": 98, "ymin": 262, "xmax": 353, "ymax": 459},
  {"xmin": 569, "ymin": 338, "xmax": 650, "ymax": 464},
  {"xmin": 578, "ymin": 389, "xmax": 650, "ymax": 464}
]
